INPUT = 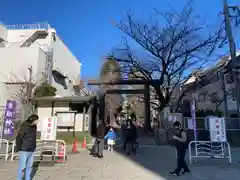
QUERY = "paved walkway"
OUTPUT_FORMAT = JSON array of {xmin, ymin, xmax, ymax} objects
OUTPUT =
[{"xmin": 0, "ymin": 139, "xmax": 240, "ymax": 179}]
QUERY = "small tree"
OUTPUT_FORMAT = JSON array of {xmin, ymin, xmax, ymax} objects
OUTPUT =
[{"xmin": 33, "ymin": 83, "xmax": 57, "ymax": 98}]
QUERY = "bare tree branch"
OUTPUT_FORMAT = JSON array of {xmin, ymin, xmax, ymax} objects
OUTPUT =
[
  {"xmin": 111, "ymin": 3, "xmax": 225, "ymax": 113},
  {"xmin": 3, "ymin": 70, "xmax": 36, "ymax": 104}
]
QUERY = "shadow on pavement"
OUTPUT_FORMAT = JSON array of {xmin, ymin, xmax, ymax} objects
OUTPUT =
[
  {"xmin": 30, "ymin": 162, "xmax": 39, "ymax": 180},
  {"xmin": 112, "ymin": 130, "xmax": 177, "ymax": 180},
  {"xmin": 88, "ymin": 127, "xmax": 179, "ymax": 179},
  {"xmin": 105, "ymin": 127, "xmax": 240, "ymax": 180}
]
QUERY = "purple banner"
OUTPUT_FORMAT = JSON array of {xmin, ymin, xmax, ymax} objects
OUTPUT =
[
  {"xmin": 190, "ymin": 100, "xmax": 197, "ymax": 141},
  {"xmin": 3, "ymin": 100, "xmax": 17, "ymax": 136}
]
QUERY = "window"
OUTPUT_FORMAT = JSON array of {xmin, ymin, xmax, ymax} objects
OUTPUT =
[
  {"xmin": 209, "ymin": 73, "xmax": 218, "ymax": 82},
  {"xmin": 209, "ymin": 92, "xmax": 218, "ymax": 103},
  {"xmin": 198, "ymin": 93, "xmax": 206, "ymax": 102},
  {"xmin": 216, "ymin": 71, "xmax": 222, "ymax": 81},
  {"xmin": 225, "ymin": 73, "xmax": 233, "ymax": 84},
  {"xmin": 52, "ymin": 32, "xmax": 56, "ymax": 41},
  {"xmin": 231, "ymin": 87, "xmax": 236, "ymax": 100}
]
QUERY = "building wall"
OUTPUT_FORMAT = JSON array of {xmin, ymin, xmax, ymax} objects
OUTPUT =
[
  {"xmin": 49, "ymin": 35, "xmax": 81, "ymax": 96},
  {"xmin": 0, "ymin": 24, "xmax": 7, "ymax": 42},
  {"xmin": 6, "ymin": 28, "xmax": 53, "ymax": 50},
  {"xmin": 0, "ymin": 47, "xmax": 45, "ymax": 81},
  {"xmin": 0, "ymin": 23, "xmax": 81, "ymax": 101},
  {"xmin": 183, "ymin": 71, "xmax": 237, "ymax": 114},
  {"xmin": 0, "ymin": 47, "xmax": 46, "ymax": 115},
  {"xmin": 193, "ymin": 81, "xmax": 224, "ymax": 111}
]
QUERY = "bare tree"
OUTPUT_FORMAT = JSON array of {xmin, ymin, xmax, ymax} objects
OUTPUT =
[{"xmin": 112, "ymin": 4, "xmax": 225, "ymax": 115}]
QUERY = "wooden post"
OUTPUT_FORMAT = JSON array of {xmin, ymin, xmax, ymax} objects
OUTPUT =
[
  {"xmin": 51, "ymin": 102, "xmax": 54, "ymax": 116},
  {"xmin": 26, "ymin": 66, "xmax": 33, "ymax": 104},
  {"xmin": 144, "ymin": 84, "xmax": 151, "ymax": 132},
  {"xmin": 82, "ymin": 104, "xmax": 86, "ymax": 132},
  {"xmin": 89, "ymin": 97, "xmax": 97, "ymax": 136}
]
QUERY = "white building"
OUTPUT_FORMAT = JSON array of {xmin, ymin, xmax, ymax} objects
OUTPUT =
[
  {"xmin": 0, "ymin": 22, "xmax": 83, "ymax": 125},
  {"xmin": 0, "ymin": 22, "xmax": 82, "ymax": 104},
  {"xmin": 181, "ymin": 50, "xmax": 240, "ymax": 116}
]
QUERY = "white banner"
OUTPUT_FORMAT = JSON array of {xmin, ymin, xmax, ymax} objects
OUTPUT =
[
  {"xmin": 187, "ymin": 118, "xmax": 194, "ymax": 129},
  {"xmin": 41, "ymin": 116, "xmax": 57, "ymax": 141},
  {"xmin": 209, "ymin": 117, "xmax": 226, "ymax": 142}
]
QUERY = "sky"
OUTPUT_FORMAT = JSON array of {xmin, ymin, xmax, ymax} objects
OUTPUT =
[{"xmin": 0, "ymin": 0, "xmax": 239, "ymax": 80}]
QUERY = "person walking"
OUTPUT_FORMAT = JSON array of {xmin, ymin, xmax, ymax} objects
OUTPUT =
[
  {"xmin": 121, "ymin": 120, "xmax": 127, "ymax": 150},
  {"xmin": 96, "ymin": 120, "xmax": 105, "ymax": 158},
  {"xmin": 131, "ymin": 120, "xmax": 138, "ymax": 153},
  {"xmin": 104, "ymin": 126, "xmax": 117, "ymax": 151},
  {"xmin": 16, "ymin": 114, "xmax": 39, "ymax": 180},
  {"xmin": 169, "ymin": 121, "xmax": 190, "ymax": 176},
  {"xmin": 125, "ymin": 120, "xmax": 136, "ymax": 155}
]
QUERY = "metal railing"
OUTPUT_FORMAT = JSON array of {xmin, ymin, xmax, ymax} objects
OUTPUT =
[
  {"xmin": 188, "ymin": 141, "xmax": 232, "ymax": 164},
  {"xmin": 0, "ymin": 139, "xmax": 9, "ymax": 161},
  {"xmin": 5, "ymin": 22, "xmax": 51, "ymax": 30},
  {"xmin": 182, "ymin": 117, "xmax": 240, "ymax": 146},
  {"xmin": 11, "ymin": 139, "xmax": 66, "ymax": 162}
]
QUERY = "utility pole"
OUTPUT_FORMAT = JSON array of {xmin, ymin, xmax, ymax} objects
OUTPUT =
[
  {"xmin": 223, "ymin": 0, "xmax": 237, "ymax": 59},
  {"xmin": 223, "ymin": 0, "xmax": 240, "ymax": 117},
  {"xmin": 27, "ymin": 66, "xmax": 33, "ymax": 104}
]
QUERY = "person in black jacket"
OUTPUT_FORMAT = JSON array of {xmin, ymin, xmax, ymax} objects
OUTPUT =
[
  {"xmin": 169, "ymin": 121, "xmax": 190, "ymax": 176},
  {"xmin": 16, "ymin": 114, "xmax": 38, "ymax": 180},
  {"xmin": 125, "ymin": 119, "xmax": 137, "ymax": 155},
  {"xmin": 94, "ymin": 120, "xmax": 105, "ymax": 158}
]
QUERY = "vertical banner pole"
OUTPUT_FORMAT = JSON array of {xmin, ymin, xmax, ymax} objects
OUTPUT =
[{"xmin": 190, "ymin": 100, "xmax": 197, "ymax": 141}]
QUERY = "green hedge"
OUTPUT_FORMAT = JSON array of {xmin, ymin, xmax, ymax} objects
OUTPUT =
[{"xmin": 36, "ymin": 131, "xmax": 92, "ymax": 144}]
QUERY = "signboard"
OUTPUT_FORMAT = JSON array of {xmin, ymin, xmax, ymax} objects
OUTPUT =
[
  {"xmin": 2, "ymin": 100, "xmax": 17, "ymax": 136},
  {"xmin": 57, "ymin": 113, "xmax": 75, "ymax": 127},
  {"xmin": 209, "ymin": 117, "xmax": 226, "ymax": 142},
  {"xmin": 190, "ymin": 100, "xmax": 197, "ymax": 141},
  {"xmin": 40, "ymin": 116, "xmax": 57, "ymax": 140}
]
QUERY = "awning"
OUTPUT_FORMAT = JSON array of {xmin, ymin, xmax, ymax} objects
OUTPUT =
[{"xmin": 31, "ymin": 95, "xmax": 96, "ymax": 104}]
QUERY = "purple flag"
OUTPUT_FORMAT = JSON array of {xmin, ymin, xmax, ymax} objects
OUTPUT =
[{"xmin": 2, "ymin": 100, "xmax": 17, "ymax": 136}]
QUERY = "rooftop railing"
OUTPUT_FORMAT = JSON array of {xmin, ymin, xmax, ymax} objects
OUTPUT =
[{"xmin": 5, "ymin": 22, "xmax": 51, "ymax": 30}]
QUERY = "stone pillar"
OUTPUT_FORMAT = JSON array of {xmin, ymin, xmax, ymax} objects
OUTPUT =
[
  {"xmin": 144, "ymin": 84, "xmax": 151, "ymax": 132},
  {"xmin": 82, "ymin": 105, "xmax": 86, "ymax": 132},
  {"xmin": 89, "ymin": 97, "xmax": 97, "ymax": 137},
  {"xmin": 99, "ymin": 94, "xmax": 106, "ymax": 127}
]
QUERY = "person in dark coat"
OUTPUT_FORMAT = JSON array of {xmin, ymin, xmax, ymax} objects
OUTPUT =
[
  {"xmin": 121, "ymin": 120, "xmax": 127, "ymax": 150},
  {"xmin": 96, "ymin": 120, "xmax": 105, "ymax": 158},
  {"xmin": 131, "ymin": 120, "xmax": 138, "ymax": 152},
  {"xmin": 16, "ymin": 114, "xmax": 38, "ymax": 180},
  {"xmin": 125, "ymin": 119, "xmax": 137, "ymax": 155},
  {"xmin": 169, "ymin": 121, "xmax": 190, "ymax": 176}
]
